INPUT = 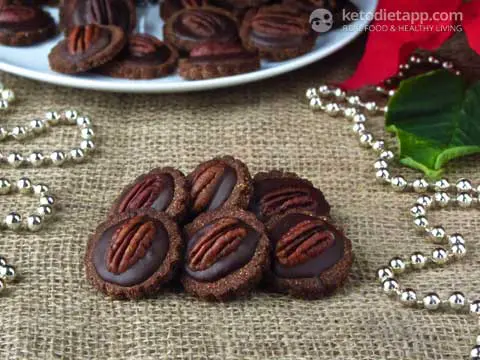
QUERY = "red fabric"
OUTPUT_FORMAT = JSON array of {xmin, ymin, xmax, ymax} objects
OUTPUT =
[{"xmin": 341, "ymin": 0, "xmax": 474, "ymax": 89}]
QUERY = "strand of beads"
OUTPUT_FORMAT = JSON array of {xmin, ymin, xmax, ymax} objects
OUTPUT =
[
  {"xmin": 306, "ymin": 54, "xmax": 480, "ymax": 359},
  {"xmin": 0, "ymin": 81, "xmax": 15, "ymax": 110},
  {"xmin": 0, "ymin": 177, "xmax": 56, "ymax": 232}
]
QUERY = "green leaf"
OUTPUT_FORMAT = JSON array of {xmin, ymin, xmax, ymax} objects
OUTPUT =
[{"xmin": 386, "ymin": 70, "xmax": 480, "ymax": 179}]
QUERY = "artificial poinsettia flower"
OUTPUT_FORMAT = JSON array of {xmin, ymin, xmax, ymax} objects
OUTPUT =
[{"xmin": 342, "ymin": 0, "xmax": 480, "ymax": 89}]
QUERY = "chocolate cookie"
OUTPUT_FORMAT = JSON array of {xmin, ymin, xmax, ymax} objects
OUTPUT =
[
  {"xmin": 109, "ymin": 167, "xmax": 189, "ymax": 222},
  {"xmin": 164, "ymin": 6, "xmax": 239, "ymax": 53},
  {"xmin": 0, "ymin": 5, "xmax": 56, "ymax": 46},
  {"xmin": 179, "ymin": 41, "xmax": 260, "ymax": 80},
  {"xmin": 48, "ymin": 24, "xmax": 127, "ymax": 74},
  {"xmin": 251, "ymin": 170, "xmax": 330, "ymax": 222},
  {"xmin": 85, "ymin": 209, "xmax": 183, "ymax": 299},
  {"xmin": 240, "ymin": 5, "xmax": 315, "ymax": 61},
  {"xmin": 97, "ymin": 34, "xmax": 179, "ymax": 79},
  {"xmin": 60, "ymin": 0, "xmax": 136, "ymax": 33},
  {"xmin": 187, "ymin": 156, "xmax": 252, "ymax": 218},
  {"xmin": 181, "ymin": 208, "xmax": 270, "ymax": 300},
  {"xmin": 266, "ymin": 210, "xmax": 352, "ymax": 299}
]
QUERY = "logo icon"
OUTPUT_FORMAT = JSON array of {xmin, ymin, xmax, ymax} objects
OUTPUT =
[{"xmin": 310, "ymin": 8, "xmax": 334, "ymax": 33}]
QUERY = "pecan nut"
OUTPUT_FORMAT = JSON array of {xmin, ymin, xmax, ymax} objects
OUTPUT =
[
  {"xmin": 181, "ymin": 10, "xmax": 226, "ymax": 37},
  {"xmin": 259, "ymin": 187, "xmax": 315, "ymax": 218},
  {"xmin": 107, "ymin": 216, "xmax": 156, "ymax": 274},
  {"xmin": 251, "ymin": 8, "xmax": 309, "ymax": 37},
  {"xmin": 67, "ymin": 24, "xmax": 102, "ymax": 55},
  {"xmin": 276, "ymin": 220, "xmax": 335, "ymax": 267},
  {"xmin": 190, "ymin": 162, "xmax": 228, "ymax": 213},
  {"xmin": 87, "ymin": 0, "xmax": 114, "ymax": 25},
  {"xmin": 188, "ymin": 217, "xmax": 247, "ymax": 271},
  {"xmin": 118, "ymin": 174, "xmax": 172, "ymax": 212},
  {"xmin": 129, "ymin": 34, "xmax": 158, "ymax": 57},
  {"xmin": 0, "ymin": 5, "xmax": 35, "ymax": 23}
]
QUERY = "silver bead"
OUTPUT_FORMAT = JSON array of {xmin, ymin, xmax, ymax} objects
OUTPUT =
[
  {"xmin": 1, "ymin": 89, "xmax": 15, "ymax": 102},
  {"xmin": 0, "ymin": 256, "xmax": 6, "ymax": 266},
  {"xmin": 45, "ymin": 111, "xmax": 60, "ymax": 125},
  {"xmin": 0, "ymin": 178, "xmax": 12, "ymax": 195},
  {"xmin": 305, "ymin": 88, "xmax": 318, "ymax": 99},
  {"xmin": 375, "ymin": 169, "xmax": 390, "ymax": 184},
  {"xmin": 456, "ymin": 178, "xmax": 473, "ymax": 192},
  {"xmin": 451, "ymin": 244, "xmax": 467, "ymax": 258},
  {"xmin": 40, "ymin": 195, "xmax": 55, "ymax": 206},
  {"xmin": 389, "ymin": 257, "xmax": 406, "ymax": 274},
  {"xmin": 5, "ymin": 212, "xmax": 22, "ymax": 231},
  {"xmin": 318, "ymin": 85, "xmax": 330, "ymax": 97},
  {"xmin": 364, "ymin": 102, "xmax": 378, "ymax": 114},
  {"xmin": 0, "ymin": 265, "xmax": 16, "ymax": 282},
  {"xmin": 410, "ymin": 252, "xmax": 427, "ymax": 269},
  {"xmin": 449, "ymin": 233, "xmax": 465, "ymax": 246},
  {"xmin": 353, "ymin": 114, "xmax": 366, "ymax": 123},
  {"xmin": 36, "ymin": 205, "xmax": 53, "ymax": 219},
  {"xmin": 457, "ymin": 193, "xmax": 473, "ymax": 208},
  {"xmin": 428, "ymin": 56, "xmax": 440, "ymax": 64},
  {"xmin": 410, "ymin": 204, "xmax": 426, "ymax": 217},
  {"xmin": 69, "ymin": 148, "xmax": 85, "ymax": 163},
  {"xmin": 50, "ymin": 151, "xmax": 66, "ymax": 166},
  {"xmin": 377, "ymin": 267, "xmax": 394, "ymax": 282},
  {"xmin": 432, "ymin": 248, "xmax": 448, "ymax": 264},
  {"xmin": 448, "ymin": 292, "xmax": 466, "ymax": 310},
  {"xmin": 7, "ymin": 152, "xmax": 24, "ymax": 168},
  {"xmin": 391, "ymin": 176, "xmax": 408, "ymax": 191},
  {"xmin": 471, "ymin": 345, "xmax": 480, "ymax": 359},
  {"xmin": 413, "ymin": 216, "xmax": 429, "ymax": 232},
  {"xmin": 470, "ymin": 301, "xmax": 480, "ymax": 315},
  {"xmin": 347, "ymin": 95, "xmax": 361, "ymax": 105},
  {"xmin": 332, "ymin": 88, "xmax": 346, "ymax": 99},
  {"xmin": 343, "ymin": 107, "xmax": 357, "ymax": 119},
  {"xmin": 409, "ymin": 55, "xmax": 422, "ymax": 64},
  {"xmin": 32, "ymin": 183, "xmax": 49, "ymax": 195},
  {"xmin": 400, "ymin": 289, "xmax": 417, "ymax": 306},
  {"xmin": 11, "ymin": 126, "xmax": 28, "ymax": 140},
  {"xmin": 434, "ymin": 179, "xmax": 450, "ymax": 192},
  {"xmin": 379, "ymin": 150, "xmax": 394, "ymax": 161},
  {"xmin": 428, "ymin": 226, "xmax": 446, "ymax": 243},
  {"xmin": 16, "ymin": 177, "xmax": 32, "ymax": 194},
  {"xmin": 359, "ymin": 132, "xmax": 373, "ymax": 147},
  {"xmin": 434, "ymin": 192, "xmax": 451, "ymax": 207},
  {"xmin": 423, "ymin": 293, "xmax": 441, "ymax": 310},
  {"xmin": 442, "ymin": 61, "xmax": 454, "ymax": 70},
  {"xmin": 309, "ymin": 97, "xmax": 322, "ymax": 110},
  {"xmin": 417, "ymin": 195, "xmax": 433, "ymax": 208},
  {"xmin": 28, "ymin": 152, "xmax": 45, "ymax": 167},
  {"xmin": 26, "ymin": 214, "xmax": 43, "ymax": 232},
  {"xmin": 29, "ymin": 119, "xmax": 46, "ymax": 133},
  {"xmin": 352, "ymin": 123, "xmax": 365, "ymax": 134},
  {"xmin": 374, "ymin": 160, "xmax": 388, "ymax": 170},
  {"xmin": 372, "ymin": 140, "xmax": 385, "ymax": 152},
  {"xmin": 80, "ymin": 140, "xmax": 95, "ymax": 153},
  {"xmin": 325, "ymin": 103, "xmax": 341, "ymax": 117},
  {"xmin": 382, "ymin": 279, "xmax": 399, "ymax": 296},
  {"xmin": 412, "ymin": 178, "xmax": 429, "ymax": 193},
  {"xmin": 64, "ymin": 109, "xmax": 78, "ymax": 124},
  {"xmin": 0, "ymin": 127, "xmax": 7, "ymax": 140},
  {"xmin": 0, "ymin": 100, "xmax": 8, "ymax": 110}
]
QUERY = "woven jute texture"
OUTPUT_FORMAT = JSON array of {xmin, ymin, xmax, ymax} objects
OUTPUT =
[{"xmin": 1, "ymin": 34, "xmax": 480, "ymax": 360}]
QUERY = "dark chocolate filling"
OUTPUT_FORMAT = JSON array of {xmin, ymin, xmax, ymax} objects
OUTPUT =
[
  {"xmin": 270, "ymin": 213, "xmax": 344, "ymax": 279},
  {"xmin": 0, "ymin": 7, "xmax": 53, "ymax": 32},
  {"xmin": 172, "ymin": 9, "xmax": 237, "ymax": 43},
  {"xmin": 93, "ymin": 218, "xmax": 170, "ymax": 286},
  {"xmin": 124, "ymin": 46, "xmax": 172, "ymax": 65},
  {"xmin": 185, "ymin": 219, "xmax": 259, "ymax": 281},
  {"xmin": 207, "ymin": 165, "xmax": 237, "ymax": 211},
  {"xmin": 249, "ymin": 29, "xmax": 307, "ymax": 49}
]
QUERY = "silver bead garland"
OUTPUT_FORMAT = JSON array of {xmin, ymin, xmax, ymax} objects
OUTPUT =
[{"xmin": 306, "ymin": 54, "xmax": 480, "ymax": 359}]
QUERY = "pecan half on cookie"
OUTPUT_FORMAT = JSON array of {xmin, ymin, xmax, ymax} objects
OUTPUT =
[
  {"xmin": 0, "ymin": 5, "xmax": 56, "ymax": 46},
  {"xmin": 60, "ymin": 0, "xmax": 136, "ymax": 33},
  {"xmin": 187, "ymin": 156, "xmax": 252, "ymax": 218},
  {"xmin": 48, "ymin": 24, "xmax": 127, "ymax": 74},
  {"xmin": 240, "ymin": 5, "xmax": 315, "ymax": 61},
  {"xmin": 109, "ymin": 167, "xmax": 190, "ymax": 222},
  {"xmin": 266, "ymin": 210, "xmax": 353, "ymax": 299},
  {"xmin": 164, "ymin": 6, "xmax": 239, "ymax": 52},
  {"xmin": 182, "ymin": 208, "xmax": 270, "ymax": 300},
  {"xmin": 179, "ymin": 41, "xmax": 260, "ymax": 80},
  {"xmin": 251, "ymin": 170, "xmax": 330, "ymax": 222},
  {"xmin": 85, "ymin": 210, "xmax": 183, "ymax": 299}
]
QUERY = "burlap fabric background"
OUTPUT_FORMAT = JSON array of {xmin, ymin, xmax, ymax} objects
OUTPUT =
[{"xmin": 0, "ymin": 34, "xmax": 479, "ymax": 359}]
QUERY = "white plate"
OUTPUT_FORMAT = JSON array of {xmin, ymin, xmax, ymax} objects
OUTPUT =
[{"xmin": 0, "ymin": 0, "xmax": 377, "ymax": 93}]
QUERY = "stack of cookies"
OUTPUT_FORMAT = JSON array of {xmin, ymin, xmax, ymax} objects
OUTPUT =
[
  {"xmin": 0, "ymin": 0, "xmax": 356, "ymax": 80},
  {"xmin": 85, "ymin": 156, "xmax": 353, "ymax": 301}
]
